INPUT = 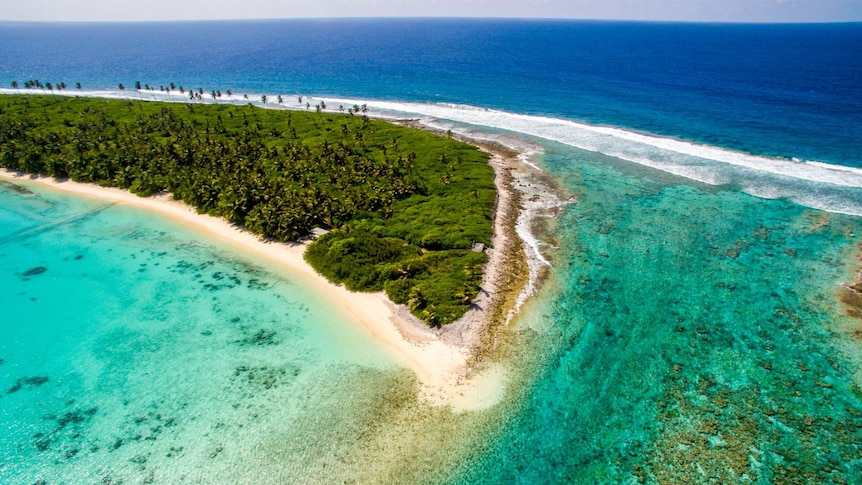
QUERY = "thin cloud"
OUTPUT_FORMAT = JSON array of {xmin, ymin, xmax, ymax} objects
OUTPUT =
[{"xmin": 0, "ymin": 0, "xmax": 860, "ymax": 22}]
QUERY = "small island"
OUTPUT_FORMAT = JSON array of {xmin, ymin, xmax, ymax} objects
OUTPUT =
[{"xmin": 0, "ymin": 93, "xmax": 504, "ymax": 326}]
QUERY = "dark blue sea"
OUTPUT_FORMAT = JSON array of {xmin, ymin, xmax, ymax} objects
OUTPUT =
[{"xmin": 1, "ymin": 19, "xmax": 862, "ymax": 483}]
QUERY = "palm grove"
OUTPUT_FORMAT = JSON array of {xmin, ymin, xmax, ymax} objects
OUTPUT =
[{"xmin": 0, "ymin": 94, "xmax": 496, "ymax": 325}]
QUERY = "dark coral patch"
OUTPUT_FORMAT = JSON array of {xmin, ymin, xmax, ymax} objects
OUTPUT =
[
  {"xmin": 21, "ymin": 266, "xmax": 47, "ymax": 277},
  {"xmin": 236, "ymin": 329, "xmax": 278, "ymax": 346},
  {"xmin": 6, "ymin": 376, "xmax": 49, "ymax": 394}
]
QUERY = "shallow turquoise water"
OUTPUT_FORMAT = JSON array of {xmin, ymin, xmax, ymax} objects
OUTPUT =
[
  {"xmin": 445, "ymin": 145, "xmax": 862, "ymax": 483},
  {"xmin": 0, "ymin": 180, "xmax": 405, "ymax": 483}
]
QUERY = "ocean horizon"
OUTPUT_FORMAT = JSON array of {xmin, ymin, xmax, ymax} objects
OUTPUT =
[{"xmin": 2, "ymin": 18, "xmax": 861, "ymax": 483}]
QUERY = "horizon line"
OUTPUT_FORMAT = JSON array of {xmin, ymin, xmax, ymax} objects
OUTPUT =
[{"xmin": 2, "ymin": 16, "xmax": 861, "ymax": 26}]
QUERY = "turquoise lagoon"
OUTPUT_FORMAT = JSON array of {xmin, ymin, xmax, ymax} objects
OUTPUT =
[{"xmin": 0, "ymin": 180, "xmax": 425, "ymax": 483}]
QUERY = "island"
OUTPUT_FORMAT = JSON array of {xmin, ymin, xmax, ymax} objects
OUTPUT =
[{"xmin": 0, "ymin": 92, "xmax": 541, "ymax": 403}]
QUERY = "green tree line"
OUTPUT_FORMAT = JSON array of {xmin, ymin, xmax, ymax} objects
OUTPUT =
[{"xmin": 0, "ymin": 95, "xmax": 496, "ymax": 325}]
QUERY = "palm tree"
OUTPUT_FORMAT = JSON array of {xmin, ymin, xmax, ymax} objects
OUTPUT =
[
  {"xmin": 118, "ymin": 83, "xmax": 125, "ymax": 91},
  {"xmin": 455, "ymin": 287, "xmax": 471, "ymax": 305},
  {"xmin": 76, "ymin": 82, "xmax": 82, "ymax": 90},
  {"xmin": 135, "ymin": 81, "xmax": 141, "ymax": 90},
  {"xmin": 10, "ymin": 80, "xmax": 18, "ymax": 90},
  {"xmin": 46, "ymin": 82, "xmax": 53, "ymax": 91},
  {"xmin": 408, "ymin": 287, "xmax": 425, "ymax": 312}
]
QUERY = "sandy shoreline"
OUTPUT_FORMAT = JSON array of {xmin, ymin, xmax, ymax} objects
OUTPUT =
[{"xmin": 0, "ymin": 133, "xmax": 538, "ymax": 410}]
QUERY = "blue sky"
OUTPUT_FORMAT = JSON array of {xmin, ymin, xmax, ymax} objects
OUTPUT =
[{"xmin": 1, "ymin": 0, "xmax": 861, "ymax": 22}]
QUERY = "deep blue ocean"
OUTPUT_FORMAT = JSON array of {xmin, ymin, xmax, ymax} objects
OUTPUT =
[{"xmin": 2, "ymin": 19, "xmax": 862, "ymax": 484}]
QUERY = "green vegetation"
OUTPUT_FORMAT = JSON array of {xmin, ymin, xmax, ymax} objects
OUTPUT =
[{"xmin": 0, "ymin": 94, "xmax": 495, "ymax": 325}]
